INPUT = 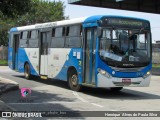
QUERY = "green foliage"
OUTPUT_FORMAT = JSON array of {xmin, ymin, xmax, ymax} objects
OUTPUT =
[
  {"xmin": 0, "ymin": 0, "xmax": 31, "ymax": 18},
  {"xmin": 18, "ymin": 0, "xmax": 67, "ymax": 25},
  {"xmin": 0, "ymin": 11, "xmax": 16, "ymax": 46},
  {"xmin": 0, "ymin": 60, "xmax": 8, "ymax": 65},
  {"xmin": 0, "ymin": 0, "xmax": 67, "ymax": 46},
  {"xmin": 152, "ymin": 64, "xmax": 160, "ymax": 68}
]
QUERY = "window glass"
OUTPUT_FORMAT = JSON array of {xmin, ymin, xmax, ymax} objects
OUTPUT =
[
  {"xmin": 69, "ymin": 25, "xmax": 81, "ymax": 36},
  {"xmin": 99, "ymin": 29, "xmax": 151, "ymax": 67},
  {"xmin": 31, "ymin": 30, "xmax": 38, "ymax": 39},
  {"xmin": 65, "ymin": 37, "xmax": 81, "ymax": 48},
  {"xmin": 137, "ymin": 34, "xmax": 146, "ymax": 49},
  {"xmin": 28, "ymin": 40, "xmax": 38, "ymax": 48},
  {"xmin": 22, "ymin": 31, "xmax": 28, "ymax": 39},
  {"xmin": 51, "ymin": 38, "xmax": 64, "ymax": 48},
  {"xmin": 28, "ymin": 30, "xmax": 39, "ymax": 48},
  {"xmin": 66, "ymin": 27, "xmax": 69, "ymax": 36},
  {"xmin": 20, "ymin": 32, "xmax": 23, "ymax": 39},
  {"xmin": 55, "ymin": 27, "xmax": 62, "ymax": 37},
  {"xmin": 102, "ymin": 29, "xmax": 111, "ymax": 39},
  {"xmin": 19, "ymin": 40, "xmax": 27, "ymax": 47},
  {"xmin": 52, "ymin": 28, "xmax": 55, "ymax": 37},
  {"xmin": 62, "ymin": 27, "xmax": 65, "ymax": 36}
]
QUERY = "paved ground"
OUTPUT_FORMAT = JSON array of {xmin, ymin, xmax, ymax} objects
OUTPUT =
[{"xmin": 0, "ymin": 66, "xmax": 160, "ymax": 119}]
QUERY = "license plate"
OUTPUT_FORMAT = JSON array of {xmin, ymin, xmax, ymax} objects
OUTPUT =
[{"xmin": 122, "ymin": 78, "xmax": 131, "ymax": 85}]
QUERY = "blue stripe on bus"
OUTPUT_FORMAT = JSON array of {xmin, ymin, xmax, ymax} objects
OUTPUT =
[
  {"xmin": 8, "ymin": 48, "xmax": 13, "ymax": 69},
  {"xmin": 18, "ymin": 48, "xmax": 38, "ymax": 76},
  {"xmin": 97, "ymin": 55, "xmax": 152, "ymax": 78},
  {"xmin": 10, "ymin": 28, "xmax": 18, "ymax": 32},
  {"xmin": 53, "ymin": 48, "xmax": 83, "ymax": 84}
]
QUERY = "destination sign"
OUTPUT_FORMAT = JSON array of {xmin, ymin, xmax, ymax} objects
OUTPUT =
[
  {"xmin": 101, "ymin": 17, "xmax": 150, "ymax": 29},
  {"xmin": 108, "ymin": 19, "xmax": 143, "ymax": 27}
]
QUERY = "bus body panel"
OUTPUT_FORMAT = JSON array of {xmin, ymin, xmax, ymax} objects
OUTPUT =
[
  {"xmin": 48, "ymin": 48, "xmax": 71, "ymax": 80},
  {"xmin": 24, "ymin": 48, "xmax": 39, "ymax": 76},
  {"xmin": 97, "ymin": 56, "xmax": 152, "ymax": 78},
  {"xmin": 8, "ymin": 47, "xmax": 13, "ymax": 69},
  {"xmin": 17, "ymin": 48, "xmax": 39, "ymax": 76},
  {"xmin": 97, "ymin": 73, "xmax": 151, "ymax": 88},
  {"xmin": 48, "ymin": 48, "xmax": 83, "ymax": 83}
]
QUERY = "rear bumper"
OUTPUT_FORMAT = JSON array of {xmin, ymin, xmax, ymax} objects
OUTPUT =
[{"xmin": 97, "ymin": 73, "xmax": 151, "ymax": 88}]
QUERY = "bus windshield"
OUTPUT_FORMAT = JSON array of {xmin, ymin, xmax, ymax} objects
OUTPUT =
[{"xmin": 99, "ymin": 28, "xmax": 151, "ymax": 68}]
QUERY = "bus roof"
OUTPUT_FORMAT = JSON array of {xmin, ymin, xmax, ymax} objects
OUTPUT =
[
  {"xmin": 10, "ymin": 17, "xmax": 87, "ymax": 32},
  {"xmin": 10, "ymin": 15, "xmax": 149, "ymax": 32}
]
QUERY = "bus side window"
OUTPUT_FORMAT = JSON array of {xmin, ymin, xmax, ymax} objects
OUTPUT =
[
  {"xmin": 52, "ymin": 28, "xmax": 55, "ymax": 37},
  {"xmin": 51, "ymin": 27, "xmax": 65, "ymax": 48},
  {"xmin": 66, "ymin": 26, "xmax": 69, "ymax": 36},
  {"xmin": 19, "ymin": 31, "xmax": 28, "ymax": 48},
  {"xmin": 62, "ymin": 27, "xmax": 65, "ymax": 36},
  {"xmin": 65, "ymin": 25, "xmax": 82, "ymax": 48},
  {"xmin": 28, "ymin": 30, "xmax": 39, "ymax": 48}
]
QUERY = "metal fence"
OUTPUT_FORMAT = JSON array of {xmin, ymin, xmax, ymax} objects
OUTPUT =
[
  {"xmin": 152, "ymin": 48, "xmax": 160, "ymax": 64},
  {"xmin": 0, "ymin": 45, "xmax": 8, "ymax": 60}
]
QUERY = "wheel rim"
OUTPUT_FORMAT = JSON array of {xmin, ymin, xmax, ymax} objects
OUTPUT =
[{"xmin": 71, "ymin": 74, "xmax": 78, "ymax": 87}]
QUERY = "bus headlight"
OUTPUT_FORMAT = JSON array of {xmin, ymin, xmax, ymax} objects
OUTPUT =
[
  {"xmin": 98, "ymin": 68, "xmax": 112, "ymax": 78},
  {"xmin": 98, "ymin": 69, "xmax": 106, "ymax": 75},
  {"xmin": 143, "ymin": 71, "xmax": 151, "ymax": 79}
]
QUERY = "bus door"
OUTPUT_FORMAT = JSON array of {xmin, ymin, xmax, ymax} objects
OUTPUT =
[
  {"xmin": 84, "ymin": 28, "xmax": 96, "ymax": 85},
  {"xmin": 40, "ymin": 30, "xmax": 51, "ymax": 76},
  {"xmin": 12, "ymin": 34, "xmax": 19, "ymax": 70}
]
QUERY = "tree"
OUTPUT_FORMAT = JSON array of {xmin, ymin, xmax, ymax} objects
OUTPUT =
[
  {"xmin": 0, "ymin": 11, "xmax": 15, "ymax": 46},
  {"xmin": 0, "ymin": 0, "xmax": 31, "ymax": 18},
  {"xmin": 0, "ymin": 0, "xmax": 67, "ymax": 46},
  {"xmin": 17, "ymin": 0, "xmax": 67, "ymax": 26}
]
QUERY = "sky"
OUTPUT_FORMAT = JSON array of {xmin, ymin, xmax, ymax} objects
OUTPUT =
[{"xmin": 54, "ymin": 0, "xmax": 160, "ymax": 42}]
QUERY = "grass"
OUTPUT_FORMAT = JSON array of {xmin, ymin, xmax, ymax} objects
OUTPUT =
[
  {"xmin": 152, "ymin": 64, "xmax": 160, "ymax": 68},
  {"xmin": 0, "ymin": 60, "xmax": 8, "ymax": 65}
]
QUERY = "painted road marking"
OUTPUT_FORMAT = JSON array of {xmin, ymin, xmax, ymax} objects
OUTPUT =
[
  {"xmin": 91, "ymin": 103, "xmax": 104, "ymax": 108},
  {"xmin": 72, "ymin": 91, "xmax": 104, "ymax": 108},
  {"xmin": 72, "ymin": 91, "xmax": 88, "ymax": 102}
]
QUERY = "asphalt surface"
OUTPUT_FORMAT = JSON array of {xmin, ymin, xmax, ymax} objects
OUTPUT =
[{"xmin": 0, "ymin": 66, "xmax": 160, "ymax": 119}]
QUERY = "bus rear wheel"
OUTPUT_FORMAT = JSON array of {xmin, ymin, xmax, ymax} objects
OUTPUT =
[
  {"xmin": 68, "ymin": 70, "xmax": 81, "ymax": 91},
  {"xmin": 24, "ymin": 63, "xmax": 32, "ymax": 80},
  {"xmin": 110, "ymin": 87, "xmax": 123, "ymax": 92}
]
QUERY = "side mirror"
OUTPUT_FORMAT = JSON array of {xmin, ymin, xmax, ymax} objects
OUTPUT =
[{"xmin": 97, "ymin": 27, "xmax": 102, "ymax": 37}]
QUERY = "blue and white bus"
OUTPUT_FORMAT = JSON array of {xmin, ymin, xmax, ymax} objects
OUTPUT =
[{"xmin": 8, "ymin": 15, "xmax": 152, "ymax": 91}]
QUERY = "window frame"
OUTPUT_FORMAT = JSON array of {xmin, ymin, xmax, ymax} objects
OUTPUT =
[
  {"xmin": 28, "ymin": 30, "xmax": 39, "ymax": 48},
  {"xmin": 19, "ymin": 31, "xmax": 28, "ymax": 48}
]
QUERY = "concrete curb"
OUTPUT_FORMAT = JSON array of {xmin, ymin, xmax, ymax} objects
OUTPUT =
[
  {"xmin": 0, "ymin": 77, "xmax": 19, "ymax": 111},
  {"xmin": 0, "ymin": 77, "xmax": 19, "ymax": 95}
]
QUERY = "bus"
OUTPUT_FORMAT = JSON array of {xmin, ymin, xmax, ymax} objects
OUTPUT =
[{"xmin": 8, "ymin": 15, "xmax": 152, "ymax": 91}]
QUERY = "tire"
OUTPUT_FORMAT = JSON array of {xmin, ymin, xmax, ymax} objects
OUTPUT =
[
  {"xmin": 110, "ymin": 87, "xmax": 123, "ymax": 92},
  {"xmin": 24, "ymin": 63, "xmax": 32, "ymax": 80},
  {"xmin": 68, "ymin": 69, "xmax": 82, "ymax": 91}
]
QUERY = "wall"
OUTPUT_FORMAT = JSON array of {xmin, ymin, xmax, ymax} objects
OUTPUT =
[{"xmin": 0, "ymin": 45, "xmax": 8, "ymax": 60}]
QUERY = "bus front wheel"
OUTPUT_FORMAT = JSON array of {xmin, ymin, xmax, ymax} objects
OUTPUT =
[
  {"xmin": 109, "ymin": 87, "xmax": 123, "ymax": 92},
  {"xmin": 68, "ymin": 70, "xmax": 81, "ymax": 91},
  {"xmin": 24, "ymin": 63, "xmax": 32, "ymax": 80}
]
